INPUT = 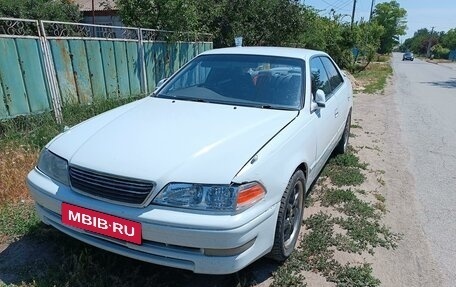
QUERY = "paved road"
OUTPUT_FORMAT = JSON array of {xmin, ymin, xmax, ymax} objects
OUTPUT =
[{"xmin": 392, "ymin": 53, "xmax": 456, "ymax": 286}]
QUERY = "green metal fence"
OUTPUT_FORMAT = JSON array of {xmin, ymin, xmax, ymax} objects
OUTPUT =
[{"xmin": 0, "ymin": 18, "xmax": 213, "ymax": 122}]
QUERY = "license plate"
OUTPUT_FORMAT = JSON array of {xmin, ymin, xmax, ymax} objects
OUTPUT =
[{"xmin": 61, "ymin": 203, "xmax": 142, "ymax": 244}]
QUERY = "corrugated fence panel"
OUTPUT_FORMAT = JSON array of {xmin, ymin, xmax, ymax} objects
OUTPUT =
[
  {"xmin": 179, "ymin": 42, "xmax": 190, "ymax": 69},
  {"xmin": 204, "ymin": 42, "xmax": 213, "ymax": 51},
  {"xmin": 155, "ymin": 43, "xmax": 167, "ymax": 81},
  {"xmin": 15, "ymin": 39, "xmax": 50, "ymax": 113},
  {"xmin": 144, "ymin": 42, "xmax": 156, "ymax": 93},
  {"xmin": 169, "ymin": 42, "xmax": 179, "ymax": 75},
  {"xmin": 113, "ymin": 41, "xmax": 130, "ymax": 97},
  {"xmin": 68, "ymin": 39, "xmax": 92, "ymax": 103},
  {"xmin": 100, "ymin": 41, "xmax": 118, "ymax": 98},
  {"xmin": 0, "ymin": 75, "xmax": 7, "ymax": 118},
  {"xmin": 49, "ymin": 39, "xmax": 78, "ymax": 104},
  {"xmin": 0, "ymin": 19, "xmax": 213, "ymax": 121},
  {"xmin": 0, "ymin": 38, "xmax": 29, "ymax": 116},
  {"xmin": 126, "ymin": 42, "xmax": 141, "ymax": 96},
  {"xmin": 85, "ymin": 40, "xmax": 107, "ymax": 100}
]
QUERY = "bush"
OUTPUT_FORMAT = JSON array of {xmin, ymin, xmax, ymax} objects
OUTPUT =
[{"xmin": 432, "ymin": 44, "xmax": 450, "ymax": 59}]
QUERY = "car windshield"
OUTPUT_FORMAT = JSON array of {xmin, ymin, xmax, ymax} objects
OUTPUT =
[{"xmin": 155, "ymin": 54, "xmax": 305, "ymax": 110}]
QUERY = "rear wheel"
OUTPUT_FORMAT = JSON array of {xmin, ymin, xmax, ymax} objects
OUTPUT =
[
  {"xmin": 269, "ymin": 170, "xmax": 305, "ymax": 261},
  {"xmin": 335, "ymin": 113, "xmax": 351, "ymax": 154}
]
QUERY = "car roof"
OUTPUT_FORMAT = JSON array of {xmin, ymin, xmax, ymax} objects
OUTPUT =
[{"xmin": 199, "ymin": 46, "xmax": 327, "ymax": 61}]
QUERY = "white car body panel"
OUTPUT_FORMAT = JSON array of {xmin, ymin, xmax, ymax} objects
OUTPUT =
[
  {"xmin": 27, "ymin": 46, "xmax": 353, "ymax": 274},
  {"xmin": 51, "ymin": 97, "xmax": 297, "ymax": 187}
]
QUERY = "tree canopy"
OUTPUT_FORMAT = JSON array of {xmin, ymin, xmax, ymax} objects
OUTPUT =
[
  {"xmin": 371, "ymin": 0, "xmax": 407, "ymax": 53},
  {"xmin": 400, "ymin": 27, "xmax": 455, "ymax": 59},
  {"xmin": 0, "ymin": 0, "xmax": 80, "ymax": 22}
]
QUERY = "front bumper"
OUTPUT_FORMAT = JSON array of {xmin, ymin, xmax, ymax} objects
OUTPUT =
[{"xmin": 27, "ymin": 168, "xmax": 279, "ymax": 274}]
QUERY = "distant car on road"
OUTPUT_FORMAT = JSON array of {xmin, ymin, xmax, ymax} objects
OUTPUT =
[
  {"xmin": 27, "ymin": 47, "xmax": 353, "ymax": 274},
  {"xmin": 403, "ymin": 52, "xmax": 414, "ymax": 61}
]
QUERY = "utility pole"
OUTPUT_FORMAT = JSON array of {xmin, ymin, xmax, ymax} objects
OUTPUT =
[
  {"xmin": 351, "ymin": 0, "xmax": 357, "ymax": 28},
  {"xmin": 369, "ymin": 0, "xmax": 375, "ymax": 21},
  {"xmin": 427, "ymin": 26, "xmax": 435, "ymax": 58}
]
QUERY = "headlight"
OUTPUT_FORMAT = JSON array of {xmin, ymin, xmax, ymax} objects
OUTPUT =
[
  {"xmin": 37, "ymin": 148, "xmax": 69, "ymax": 185},
  {"xmin": 153, "ymin": 182, "xmax": 266, "ymax": 212}
]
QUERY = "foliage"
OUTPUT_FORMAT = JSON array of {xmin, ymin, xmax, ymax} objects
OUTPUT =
[
  {"xmin": 442, "ymin": 28, "xmax": 456, "ymax": 50},
  {"xmin": 400, "ymin": 27, "xmax": 455, "ymax": 59},
  {"xmin": 115, "ymin": 1, "xmax": 386, "ymax": 71},
  {"xmin": 401, "ymin": 28, "xmax": 433, "ymax": 54},
  {"xmin": 351, "ymin": 21, "xmax": 385, "ymax": 69},
  {"xmin": 0, "ymin": 202, "xmax": 40, "ymax": 238},
  {"xmin": 205, "ymin": 0, "xmax": 305, "ymax": 48},
  {"xmin": 115, "ymin": 0, "xmax": 199, "ymax": 32},
  {"xmin": 432, "ymin": 44, "xmax": 450, "ymax": 59},
  {"xmin": 0, "ymin": 0, "xmax": 80, "ymax": 22},
  {"xmin": 371, "ymin": 0, "xmax": 407, "ymax": 54}
]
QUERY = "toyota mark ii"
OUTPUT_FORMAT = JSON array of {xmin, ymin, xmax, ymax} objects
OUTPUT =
[{"xmin": 27, "ymin": 47, "xmax": 353, "ymax": 274}]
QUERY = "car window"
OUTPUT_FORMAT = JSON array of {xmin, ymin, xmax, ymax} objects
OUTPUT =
[
  {"xmin": 157, "ymin": 54, "xmax": 305, "ymax": 110},
  {"xmin": 320, "ymin": 56, "xmax": 343, "ymax": 93},
  {"xmin": 310, "ymin": 57, "xmax": 331, "ymax": 99},
  {"xmin": 169, "ymin": 62, "xmax": 210, "ymax": 90}
]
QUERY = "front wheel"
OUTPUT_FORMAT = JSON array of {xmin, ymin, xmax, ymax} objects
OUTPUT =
[{"xmin": 269, "ymin": 170, "xmax": 305, "ymax": 261}]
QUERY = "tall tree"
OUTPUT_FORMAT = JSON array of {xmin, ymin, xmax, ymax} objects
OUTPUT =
[{"xmin": 371, "ymin": 0, "xmax": 407, "ymax": 53}]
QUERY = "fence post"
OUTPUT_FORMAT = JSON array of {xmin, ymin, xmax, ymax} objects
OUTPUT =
[
  {"xmin": 138, "ymin": 28, "xmax": 148, "ymax": 94},
  {"xmin": 38, "ymin": 20, "xmax": 63, "ymax": 124}
]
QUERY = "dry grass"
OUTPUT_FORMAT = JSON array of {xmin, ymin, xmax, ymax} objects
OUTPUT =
[
  {"xmin": 353, "ymin": 62, "xmax": 393, "ymax": 94},
  {"xmin": 0, "ymin": 143, "xmax": 39, "ymax": 204}
]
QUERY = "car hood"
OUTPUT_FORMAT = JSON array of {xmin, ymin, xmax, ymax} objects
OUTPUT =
[{"xmin": 49, "ymin": 97, "xmax": 298, "ymax": 185}]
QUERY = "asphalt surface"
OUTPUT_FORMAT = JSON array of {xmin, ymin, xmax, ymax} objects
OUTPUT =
[{"xmin": 391, "ymin": 53, "xmax": 456, "ymax": 286}]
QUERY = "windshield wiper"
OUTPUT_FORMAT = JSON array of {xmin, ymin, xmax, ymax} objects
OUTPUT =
[
  {"xmin": 158, "ymin": 94, "xmax": 209, "ymax": 103},
  {"xmin": 258, "ymin": 104, "xmax": 297, "ymax": 111}
]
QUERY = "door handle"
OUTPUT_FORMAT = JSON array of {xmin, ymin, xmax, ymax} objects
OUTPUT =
[{"xmin": 334, "ymin": 109, "xmax": 339, "ymax": 118}]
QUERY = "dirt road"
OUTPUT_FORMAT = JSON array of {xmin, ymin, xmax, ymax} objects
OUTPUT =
[{"xmin": 354, "ymin": 54, "xmax": 456, "ymax": 286}]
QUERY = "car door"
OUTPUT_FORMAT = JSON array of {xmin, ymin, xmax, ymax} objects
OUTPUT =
[
  {"xmin": 320, "ymin": 56, "xmax": 349, "ymax": 138},
  {"xmin": 309, "ymin": 56, "xmax": 340, "ymax": 168}
]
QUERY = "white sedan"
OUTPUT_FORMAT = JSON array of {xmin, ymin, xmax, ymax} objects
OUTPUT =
[{"xmin": 27, "ymin": 47, "xmax": 352, "ymax": 274}]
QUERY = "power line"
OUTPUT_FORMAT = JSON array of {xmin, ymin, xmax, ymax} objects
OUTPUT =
[{"xmin": 334, "ymin": 0, "xmax": 353, "ymax": 11}]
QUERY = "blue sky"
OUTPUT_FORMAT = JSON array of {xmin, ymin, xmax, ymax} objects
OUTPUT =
[{"xmin": 303, "ymin": 0, "xmax": 456, "ymax": 41}]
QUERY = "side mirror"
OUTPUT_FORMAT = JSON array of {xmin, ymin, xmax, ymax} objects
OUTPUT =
[
  {"xmin": 311, "ymin": 89, "xmax": 326, "ymax": 111},
  {"xmin": 156, "ymin": 78, "xmax": 168, "ymax": 89}
]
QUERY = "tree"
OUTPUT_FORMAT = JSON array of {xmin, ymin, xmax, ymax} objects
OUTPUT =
[
  {"xmin": 116, "ymin": 0, "xmax": 199, "ymax": 32},
  {"xmin": 0, "ymin": 0, "xmax": 80, "ymax": 22},
  {"xmin": 400, "ymin": 28, "xmax": 442, "ymax": 55},
  {"xmin": 371, "ymin": 0, "xmax": 407, "ymax": 53},
  {"xmin": 205, "ymin": 0, "xmax": 305, "ymax": 47},
  {"xmin": 352, "ymin": 21, "xmax": 384, "ymax": 68},
  {"xmin": 117, "ymin": 0, "xmax": 305, "ymax": 47},
  {"xmin": 442, "ymin": 28, "xmax": 456, "ymax": 50}
]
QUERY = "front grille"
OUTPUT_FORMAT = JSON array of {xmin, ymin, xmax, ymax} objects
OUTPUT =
[{"xmin": 69, "ymin": 167, "xmax": 154, "ymax": 205}]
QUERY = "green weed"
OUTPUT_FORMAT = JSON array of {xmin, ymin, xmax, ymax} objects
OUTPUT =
[
  {"xmin": 0, "ymin": 96, "xmax": 143, "ymax": 149},
  {"xmin": 0, "ymin": 202, "xmax": 40, "ymax": 239},
  {"xmin": 350, "ymin": 124, "xmax": 362, "ymax": 129},
  {"xmin": 354, "ymin": 62, "xmax": 393, "ymax": 94}
]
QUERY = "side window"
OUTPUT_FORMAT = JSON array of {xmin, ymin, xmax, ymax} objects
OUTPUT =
[
  {"xmin": 310, "ymin": 57, "xmax": 331, "ymax": 99},
  {"xmin": 320, "ymin": 57, "xmax": 343, "ymax": 92}
]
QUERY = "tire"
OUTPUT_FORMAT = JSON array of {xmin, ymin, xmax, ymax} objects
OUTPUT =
[
  {"xmin": 335, "ymin": 112, "xmax": 351, "ymax": 154},
  {"xmin": 269, "ymin": 170, "xmax": 305, "ymax": 261}
]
